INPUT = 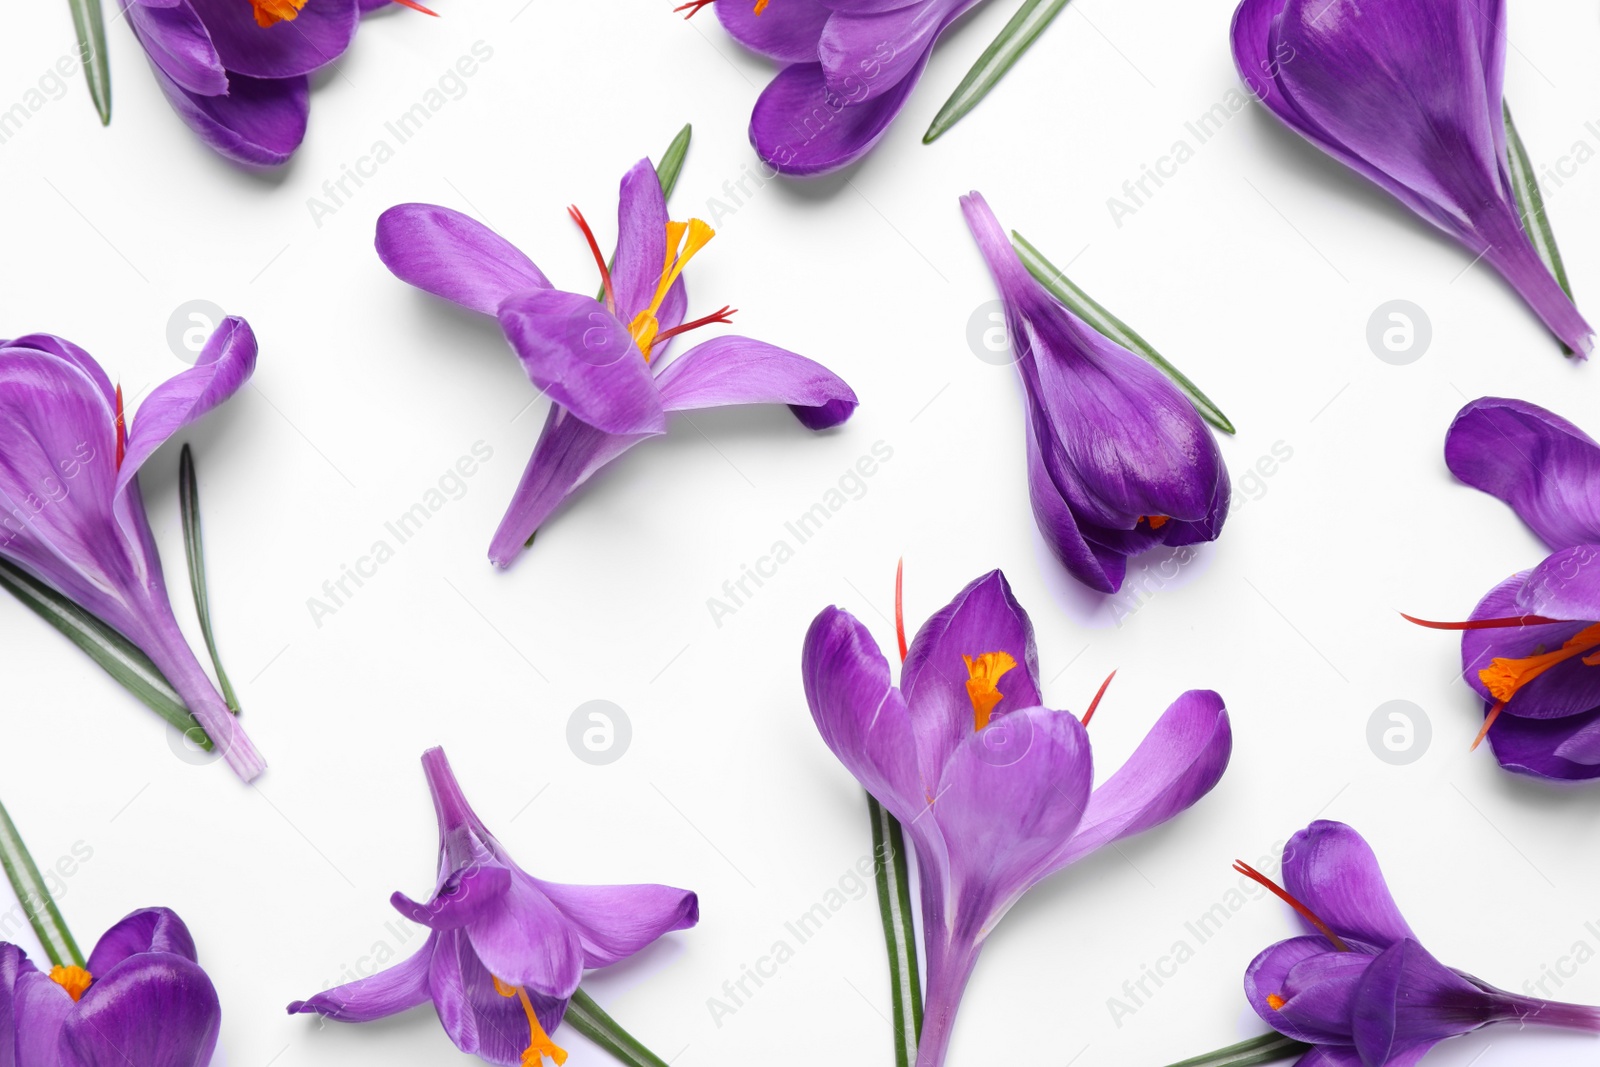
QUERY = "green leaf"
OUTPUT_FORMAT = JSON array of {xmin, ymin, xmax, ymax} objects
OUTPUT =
[
  {"xmin": 0, "ymin": 559, "xmax": 211, "ymax": 748},
  {"xmin": 0, "ymin": 796, "xmax": 85, "ymax": 969},
  {"xmin": 1504, "ymin": 100, "xmax": 1574, "ymax": 355},
  {"xmin": 564, "ymin": 988, "xmax": 673, "ymax": 1067},
  {"xmin": 1011, "ymin": 230, "xmax": 1237, "ymax": 434},
  {"xmin": 925, "ymin": 0, "xmax": 1070, "ymax": 144},
  {"xmin": 599, "ymin": 124, "xmax": 693, "ymax": 301},
  {"xmin": 868, "ymin": 794, "xmax": 923, "ymax": 1067},
  {"xmin": 1160, "ymin": 1033, "xmax": 1309, "ymax": 1067},
  {"xmin": 65, "ymin": 0, "xmax": 112, "ymax": 126},
  {"xmin": 179, "ymin": 444, "xmax": 240, "ymax": 714}
]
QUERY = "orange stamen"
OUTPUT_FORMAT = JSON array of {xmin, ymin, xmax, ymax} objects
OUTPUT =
[
  {"xmin": 113, "ymin": 384, "xmax": 126, "ymax": 470},
  {"xmin": 1140, "ymin": 515, "xmax": 1170, "ymax": 530},
  {"xmin": 1477, "ymin": 623, "xmax": 1600, "ymax": 705},
  {"xmin": 964, "ymin": 651, "xmax": 1017, "ymax": 731},
  {"xmin": 1081, "ymin": 669, "xmax": 1117, "ymax": 726},
  {"xmin": 1233, "ymin": 860, "xmax": 1349, "ymax": 952},
  {"xmin": 1402, "ymin": 612, "xmax": 1562, "ymax": 630},
  {"xmin": 1266, "ymin": 993, "xmax": 1287, "ymax": 1011},
  {"xmin": 653, "ymin": 306, "xmax": 736, "ymax": 345},
  {"xmin": 629, "ymin": 219, "xmax": 715, "ymax": 361},
  {"xmin": 492, "ymin": 976, "xmax": 568, "ymax": 1066},
  {"xmin": 568, "ymin": 206, "xmax": 615, "ymax": 314},
  {"xmin": 894, "ymin": 558, "xmax": 908, "ymax": 664},
  {"xmin": 49, "ymin": 966, "xmax": 92, "ymax": 1001},
  {"xmin": 248, "ymin": 0, "xmax": 308, "ymax": 27}
]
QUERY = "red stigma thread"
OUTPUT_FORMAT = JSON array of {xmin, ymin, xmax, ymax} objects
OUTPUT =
[
  {"xmin": 1081, "ymin": 669, "xmax": 1117, "ymax": 726},
  {"xmin": 390, "ymin": 0, "xmax": 439, "ymax": 14},
  {"xmin": 893, "ymin": 558, "xmax": 908, "ymax": 664},
  {"xmin": 568, "ymin": 206, "xmax": 615, "ymax": 314},
  {"xmin": 1402, "ymin": 612, "xmax": 1562, "ymax": 630},
  {"xmin": 1234, "ymin": 861, "xmax": 1349, "ymax": 952},
  {"xmin": 675, "ymin": 0, "xmax": 716, "ymax": 16},
  {"xmin": 1471, "ymin": 701, "xmax": 1507, "ymax": 752},
  {"xmin": 113, "ymin": 384, "xmax": 126, "ymax": 470},
  {"xmin": 654, "ymin": 306, "xmax": 737, "ymax": 345}
]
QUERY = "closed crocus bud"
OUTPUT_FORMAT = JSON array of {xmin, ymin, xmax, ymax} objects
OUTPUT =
[{"xmin": 1232, "ymin": 0, "xmax": 1595, "ymax": 356}]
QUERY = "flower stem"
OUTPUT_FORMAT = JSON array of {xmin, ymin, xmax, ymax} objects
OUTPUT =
[
  {"xmin": 64, "ymin": 0, "xmax": 111, "ymax": 126},
  {"xmin": 564, "ymin": 987, "xmax": 674, "ymax": 1067},
  {"xmin": 1158, "ymin": 1032, "xmax": 1308, "ymax": 1067},
  {"xmin": 0, "ymin": 797, "xmax": 84, "ymax": 968},
  {"xmin": 868, "ymin": 794, "xmax": 923, "ymax": 1067},
  {"xmin": 179, "ymin": 445, "xmax": 241, "ymax": 715},
  {"xmin": 924, "ymin": 0, "xmax": 1072, "ymax": 144},
  {"xmin": 914, "ymin": 933, "xmax": 980, "ymax": 1067}
]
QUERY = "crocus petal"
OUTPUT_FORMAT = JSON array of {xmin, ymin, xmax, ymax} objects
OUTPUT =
[
  {"xmin": 1282, "ymin": 821, "xmax": 1417, "ymax": 949},
  {"xmin": 429, "ymin": 930, "xmax": 564, "ymax": 1067},
  {"xmin": 1291, "ymin": 1049, "xmax": 1363, "ymax": 1067},
  {"xmin": 749, "ymin": 59, "xmax": 927, "ymax": 177},
  {"xmin": 1462, "ymin": 570, "xmax": 1600, "ymax": 719},
  {"xmin": 655, "ymin": 336, "xmax": 859, "ymax": 429},
  {"xmin": 610, "ymin": 159, "xmax": 685, "ymax": 332},
  {"xmin": 117, "ymin": 316, "xmax": 256, "ymax": 492},
  {"xmin": 801, "ymin": 605, "xmax": 927, "ymax": 823},
  {"xmin": 85, "ymin": 909, "xmax": 198, "ymax": 975},
  {"xmin": 496, "ymin": 290, "xmax": 668, "ymax": 436},
  {"xmin": 185, "ymin": 0, "xmax": 358, "ymax": 78},
  {"xmin": 1244, "ymin": 936, "xmax": 1367, "ymax": 1045},
  {"xmin": 12, "ymin": 971, "xmax": 73, "ymax": 1067},
  {"xmin": 1024, "ymin": 409, "xmax": 1125, "ymax": 594},
  {"xmin": 818, "ymin": 0, "xmax": 973, "ymax": 103},
  {"xmin": 60, "ymin": 953, "xmax": 221, "ymax": 1067},
  {"xmin": 143, "ymin": 66, "xmax": 309, "ymax": 167},
  {"xmin": 529, "ymin": 880, "xmax": 698, "ymax": 968},
  {"xmin": 1445, "ymin": 398, "xmax": 1600, "ymax": 551},
  {"xmin": 122, "ymin": 0, "xmax": 228, "ymax": 96},
  {"xmin": 463, "ymin": 875, "xmax": 585, "ymax": 1000},
  {"xmin": 1484, "ymin": 704, "xmax": 1600, "ymax": 781},
  {"xmin": 1516, "ymin": 546, "xmax": 1600, "ymax": 621},
  {"xmin": 391, "ymin": 863, "xmax": 513, "ymax": 930},
  {"xmin": 376, "ymin": 205, "xmax": 551, "ymax": 316},
  {"xmin": 1050, "ymin": 690, "xmax": 1231, "ymax": 871},
  {"xmin": 287, "ymin": 936, "xmax": 435, "ymax": 1022},
  {"xmin": 486, "ymin": 406, "xmax": 652, "ymax": 568},
  {"xmin": 1351, "ymin": 939, "xmax": 1490, "ymax": 1066},
  {"xmin": 0, "ymin": 943, "xmax": 26, "ymax": 1067},
  {"xmin": 716, "ymin": 0, "xmax": 831, "ymax": 63}
]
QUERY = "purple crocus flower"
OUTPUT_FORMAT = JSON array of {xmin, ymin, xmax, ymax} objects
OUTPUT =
[
  {"xmin": 689, "ymin": 0, "xmax": 984, "ymax": 176},
  {"xmin": 802, "ymin": 569, "xmax": 1231, "ymax": 1066},
  {"xmin": 1242, "ymin": 821, "xmax": 1600, "ymax": 1065},
  {"xmin": 289, "ymin": 747, "xmax": 698, "ymax": 1066},
  {"xmin": 122, "ymin": 0, "xmax": 429, "ymax": 166},
  {"xmin": 1231, "ymin": 0, "xmax": 1594, "ymax": 356},
  {"xmin": 960, "ymin": 191, "xmax": 1230, "ymax": 593},
  {"xmin": 0, "ymin": 322, "xmax": 265, "ymax": 781},
  {"xmin": 1405, "ymin": 397, "xmax": 1600, "ymax": 779},
  {"xmin": 375, "ymin": 158, "xmax": 859, "ymax": 567},
  {"xmin": 2, "ymin": 908, "xmax": 221, "ymax": 1065}
]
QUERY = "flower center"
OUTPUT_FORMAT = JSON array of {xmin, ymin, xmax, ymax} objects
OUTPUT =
[
  {"xmin": 492, "ymin": 976, "xmax": 569, "ymax": 1066},
  {"xmin": 629, "ymin": 220, "xmax": 717, "ymax": 361},
  {"xmin": 248, "ymin": 0, "xmax": 308, "ymax": 26},
  {"xmin": 1478, "ymin": 622, "xmax": 1600, "ymax": 705},
  {"xmin": 963, "ymin": 651, "xmax": 1017, "ymax": 731},
  {"xmin": 1139, "ymin": 515, "xmax": 1169, "ymax": 530},
  {"xmin": 1266, "ymin": 993, "xmax": 1286, "ymax": 1011},
  {"xmin": 49, "ymin": 965, "xmax": 92, "ymax": 1002}
]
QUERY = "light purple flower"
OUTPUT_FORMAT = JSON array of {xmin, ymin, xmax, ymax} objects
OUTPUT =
[
  {"xmin": 2, "ymin": 908, "xmax": 221, "ymax": 1066},
  {"xmin": 1232, "ymin": 0, "xmax": 1594, "ymax": 356},
  {"xmin": 802, "ymin": 569, "xmax": 1231, "ymax": 1066},
  {"xmin": 375, "ymin": 157, "xmax": 859, "ymax": 567},
  {"xmin": 961, "ymin": 191, "xmax": 1230, "ymax": 593},
  {"xmin": 0, "ymin": 321, "xmax": 265, "ymax": 781},
  {"xmin": 289, "ymin": 747, "xmax": 698, "ymax": 1066}
]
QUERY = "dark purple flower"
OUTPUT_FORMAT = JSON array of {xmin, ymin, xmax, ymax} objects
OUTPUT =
[
  {"xmin": 1244, "ymin": 821, "xmax": 1600, "ymax": 1065},
  {"xmin": 960, "ymin": 191, "xmax": 1230, "ymax": 593},
  {"xmin": 0, "ymin": 321, "xmax": 265, "ymax": 781},
  {"xmin": 375, "ymin": 158, "xmax": 859, "ymax": 568},
  {"xmin": 2, "ymin": 908, "xmax": 221, "ymax": 1065},
  {"xmin": 289, "ymin": 747, "xmax": 698, "ymax": 1066},
  {"xmin": 694, "ymin": 0, "xmax": 984, "ymax": 176},
  {"xmin": 1232, "ymin": 0, "xmax": 1594, "ymax": 356},
  {"xmin": 803, "ymin": 569, "xmax": 1231, "ymax": 1067}
]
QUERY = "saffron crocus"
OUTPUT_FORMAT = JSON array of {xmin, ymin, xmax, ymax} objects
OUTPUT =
[
  {"xmin": 690, "ymin": 0, "xmax": 984, "ymax": 176},
  {"xmin": 289, "ymin": 747, "xmax": 698, "ymax": 1066},
  {"xmin": 802, "ymin": 569, "xmax": 1231, "ymax": 1066},
  {"xmin": 1231, "ymin": 0, "xmax": 1594, "ymax": 356},
  {"xmin": 123, "ymin": 0, "xmax": 431, "ymax": 166},
  {"xmin": 1242, "ymin": 821, "xmax": 1600, "ymax": 1065},
  {"xmin": 0, "ymin": 322, "xmax": 265, "ymax": 781},
  {"xmin": 1405, "ymin": 397, "xmax": 1600, "ymax": 778},
  {"xmin": 375, "ymin": 158, "xmax": 858, "ymax": 567},
  {"xmin": 960, "ymin": 192, "xmax": 1230, "ymax": 593},
  {"xmin": 2, "ymin": 908, "xmax": 221, "ymax": 1065}
]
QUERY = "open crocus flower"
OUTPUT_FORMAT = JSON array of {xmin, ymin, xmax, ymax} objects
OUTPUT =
[
  {"xmin": 1404, "ymin": 398, "xmax": 1600, "ymax": 778},
  {"xmin": 960, "ymin": 191, "xmax": 1230, "ymax": 593},
  {"xmin": 2, "ymin": 908, "xmax": 221, "ymax": 1065},
  {"xmin": 1242, "ymin": 821, "xmax": 1600, "ymax": 1065},
  {"xmin": 376, "ymin": 158, "xmax": 858, "ymax": 567},
  {"xmin": 0, "ymin": 323, "xmax": 264, "ymax": 781},
  {"xmin": 289, "ymin": 747, "xmax": 698, "ymax": 1066},
  {"xmin": 1231, "ymin": 0, "xmax": 1594, "ymax": 356},
  {"xmin": 123, "ymin": 0, "xmax": 431, "ymax": 166},
  {"xmin": 802, "ymin": 569, "xmax": 1231, "ymax": 1066},
  {"xmin": 687, "ymin": 0, "xmax": 985, "ymax": 176}
]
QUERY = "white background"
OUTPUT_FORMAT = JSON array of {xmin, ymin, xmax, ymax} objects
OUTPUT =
[{"xmin": 3, "ymin": 0, "xmax": 1600, "ymax": 1064}]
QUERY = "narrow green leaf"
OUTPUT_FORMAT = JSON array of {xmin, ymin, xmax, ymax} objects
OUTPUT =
[
  {"xmin": 599, "ymin": 124, "xmax": 694, "ymax": 301},
  {"xmin": 179, "ymin": 444, "xmax": 240, "ymax": 714},
  {"xmin": 0, "ymin": 797, "xmax": 85, "ymax": 969},
  {"xmin": 868, "ymin": 794, "xmax": 923, "ymax": 1067},
  {"xmin": 66, "ymin": 0, "xmax": 112, "ymax": 126},
  {"xmin": 1160, "ymin": 1032, "xmax": 1309, "ymax": 1067},
  {"xmin": 1504, "ymin": 100, "xmax": 1574, "ymax": 355},
  {"xmin": 1011, "ymin": 230, "xmax": 1237, "ymax": 434},
  {"xmin": 0, "ymin": 559, "xmax": 211, "ymax": 747},
  {"xmin": 564, "ymin": 988, "xmax": 672, "ymax": 1067},
  {"xmin": 925, "ymin": 0, "xmax": 1070, "ymax": 144}
]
